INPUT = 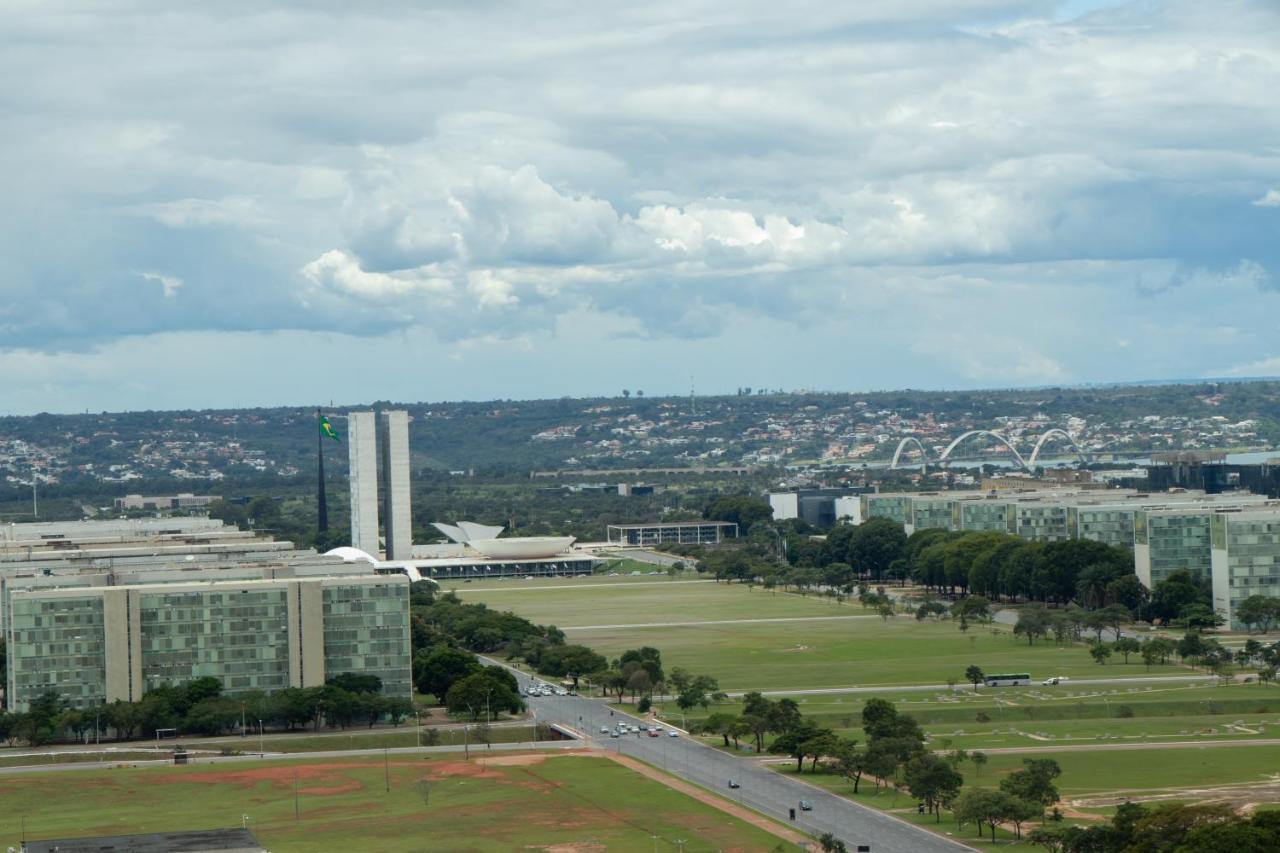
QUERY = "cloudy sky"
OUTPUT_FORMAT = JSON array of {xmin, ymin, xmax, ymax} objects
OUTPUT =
[{"xmin": 3, "ymin": 0, "xmax": 1278, "ymax": 414}]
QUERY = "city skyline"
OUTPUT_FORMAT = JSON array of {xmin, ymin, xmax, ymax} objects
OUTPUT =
[{"xmin": 3, "ymin": 0, "xmax": 1278, "ymax": 415}]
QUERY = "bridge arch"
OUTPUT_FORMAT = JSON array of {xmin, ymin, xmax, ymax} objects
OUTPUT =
[
  {"xmin": 1028, "ymin": 429, "xmax": 1088, "ymax": 467},
  {"xmin": 938, "ymin": 430, "xmax": 1029, "ymax": 470},
  {"xmin": 890, "ymin": 437, "xmax": 931, "ymax": 469}
]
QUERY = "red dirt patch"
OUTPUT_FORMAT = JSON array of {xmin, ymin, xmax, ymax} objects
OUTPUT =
[{"xmin": 157, "ymin": 762, "xmax": 382, "ymax": 791}]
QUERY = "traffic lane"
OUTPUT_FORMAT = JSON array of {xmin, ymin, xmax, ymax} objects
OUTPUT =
[{"xmin": 520, "ymin": 685, "xmax": 967, "ymax": 852}]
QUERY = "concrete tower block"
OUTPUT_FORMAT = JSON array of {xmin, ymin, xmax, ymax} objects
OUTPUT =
[
  {"xmin": 380, "ymin": 410, "xmax": 413, "ymax": 559},
  {"xmin": 347, "ymin": 411, "xmax": 379, "ymax": 556}
]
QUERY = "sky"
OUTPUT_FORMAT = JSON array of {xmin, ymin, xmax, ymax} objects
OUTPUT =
[{"xmin": 2, "ymin": 0, "xmax": 1278, "ymax": 414}]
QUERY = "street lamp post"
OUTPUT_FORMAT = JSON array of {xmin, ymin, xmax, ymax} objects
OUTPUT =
[{"xmin": 258, "ymin": 719, "xmax": 264, "ymax": 757}]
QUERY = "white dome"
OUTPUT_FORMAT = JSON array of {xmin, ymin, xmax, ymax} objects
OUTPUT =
[{"xmin": 324, "ymin": 546, "xmax": 379, "ymax": 564}]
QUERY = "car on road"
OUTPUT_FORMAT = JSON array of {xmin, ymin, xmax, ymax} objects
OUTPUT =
[
  {"xmin": 600, "ymin": 726, "xmax": 610, "ymax": 734},
  {"xmin": 727, "ymin": 780, "xmax": 740, "ymax": 789},
  {"xmin": 647, "ymin": 729, "xmax": 659, "ymax": 737},
  {"xmin": 609, "ymin": 731, "xmax": 619, "ymax": 738},
  {"xmin": 667, "ymin": 730, "xmax": 679, "ymax": 737},
  {"xmin": 1042, "ymin": 676, "xmax": 1070, "ymax": 685},
  {"xmin": 798, "ymin": 800, "xmax": 813, "ymax": 811}
]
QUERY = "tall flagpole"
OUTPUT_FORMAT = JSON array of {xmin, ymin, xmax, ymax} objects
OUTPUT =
[{"xmin": 317, "ymin": 408, "xmax": 329, "ymax": 533}]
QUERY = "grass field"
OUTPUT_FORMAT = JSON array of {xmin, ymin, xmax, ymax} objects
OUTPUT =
[
  {"xmin": 459, "ymin": 577, "xmax": 1151, "ymax": 690},
  {"xmin": 0, "ymin": 753, "xmax": 796, "ymax": 852},
  {"xmin": 671, "ymin": 681, "xmax": 1280, "ymax": 753},
  {"xmin": 452, "ymin": 578, "xmax": 859, "ymax": 625}
]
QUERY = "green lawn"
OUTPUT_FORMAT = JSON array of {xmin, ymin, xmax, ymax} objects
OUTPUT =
[
  {"xmin": 461, "ymin": 577, "xmax": 1159, "ymax": 690},
  {"xmin": 0, "ymin": 753, "xmax": 797, "ymax": 852},
  {"xmin": 978, "ymin": 744, "xmax": 1280, "ymax": 794},
  {"xmin": 673, "ymin": 682, "xmax": 1280, "ymax": 752},
  {"xmin": 577, "ymin": 618, "xmax": 1154, "ymax": 691},
  {"xmin": 454, "ymin": 578, "xmax": 863, "ymax": 626}
]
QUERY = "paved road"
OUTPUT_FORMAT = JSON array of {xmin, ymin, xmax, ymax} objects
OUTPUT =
[{"xmin": 505, "ymin": 663, "xmax": 971, "ymax": 853}]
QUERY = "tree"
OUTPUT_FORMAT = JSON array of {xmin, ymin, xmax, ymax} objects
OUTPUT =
[
  {"xmin": 954, "ymin": 788, "xmax": 1020, "ymax": 842},
  {"xmin": 903, "ymin": 753, "xmax": 964, "ymax": 821},
  {"xmin": 770, "ymin": 720, "xmax": 830, "ymax": 772},
  {"xmin": 677, "ymin": 674, "xmax": 725, "ymax": 712},
  {"xmin": 833, "ymin": 738, "xmax": 867, "ymax": 792},
  {"xmin": 619, "ymin": 647, "xmax": 664, "ymax": 687},
  {"xmin": 703, "ymin": 495, "xmax": 773, "ymax": 530},
  {"xmin": 952, "ymin": 596, "xmax": 992, "ymax": 631},
  {"xmin": 1141, "ymin": 637, "xmax": 1175, "ymax": 669},
  {"xmin": 818, "ymin": 833, "xmax": 847, "ymax": 853},
  {"xmin": 1015, "ymin": 606, "xmax": 1052, "ymax": 645},
  {"xmin": 1027, "ymin": 825, "xmax": 1072, "ymax": 852},
  {"xmin": 702, "ymin": 712, "xmax": 741, "ymax": 747},
  {"xmin": 1150, "ymin": 569, "xmax": 1209, "ymax": 624},
  {"xmin": 444, "ymin": 672, "xmax": 523, "ymax": 721},
  {"xmin": 626, "ymin": 668, "xmax": 653, "ymax": 701},
  {"xmin": 999, "ymin": 758, "xmax": 1061, "ymax": 822},
  {"xmin": 848, "ymin": 517, "xmax": 908, "ymax": 581},
  {"xmin": 965, "ymin": 665, "xmax": 985, "ymax": 691},
  {"xmin": 327, "ymin": 672, "xmax": 383, "ymax": 695},
  {"xmin": 971, "ymin": 751, "xmax": 988, "ymax": 776},
  {"xmin": 535, "ymin": 644, "xmax": 606, "ymax": 690},
  {"xmin": 1236, "ymin": 595, "xmax": 1280, "ymax": 633},
  {"xmin": 1106, "ymin": 574, "xmax": 1151, "ymax": 618},
  {"xmin": 1180, "ymin": 603, "xmax": 1226, "ymax": 631},
  {"xmin": 1089, "ymin": 643, "xmax": 1113, "ymax": 665},
  {"xmin": 413, "ymin": 645, "xmax": 480, "ymax": 701},
  {"xmin": 1113, "ymin": 637, "xmax": 1141, "ymax": 664}
]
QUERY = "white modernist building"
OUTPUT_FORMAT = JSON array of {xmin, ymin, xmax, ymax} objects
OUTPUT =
[
  {"xmin": 327, "ymin": 521, "xmax": 599, "ymax": 581},
  {"xmin": 380, "ymin": 410, "xmax": 413, "ymax": 560},
  {"xmin": 347, "ymin": 411, "xmax": 380, "ymax": 555}
]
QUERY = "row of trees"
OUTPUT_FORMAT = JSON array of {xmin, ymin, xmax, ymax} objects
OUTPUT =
[
  {"xmin": 700, "ymin": 693, "xmax": 1062, "ymax": 839},
  {"xmin": 1028, "ymin": 801, "xmax": 1280, "ymax": 852},
  {"xmin": 0, "ymin": 674, "xmax": 414, "ymax": 747}
]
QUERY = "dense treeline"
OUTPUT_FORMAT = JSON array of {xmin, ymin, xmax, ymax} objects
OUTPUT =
[
  {"xmin": 0, "ymin": 674, "xmax": 413, "ymax": 747},
  {"xmin": 1028, "ymin": 801, "xmax": 1280, "ymax": 852}
]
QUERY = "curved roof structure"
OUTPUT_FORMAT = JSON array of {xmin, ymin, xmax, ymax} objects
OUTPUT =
[
  {"xmin": 457, "ymin": 521, "xmax": 505, "ymax": 542},
  {"xmin": 468, "ymin": 536, "xmax": 575, "ymax": 559},
  {"xmin": 324, "ymin": 546, "xmax": 379, "ymax": 564},
  {"xmin": 430, "ymin": 522, "xmax": 468, "ymax": 544}
]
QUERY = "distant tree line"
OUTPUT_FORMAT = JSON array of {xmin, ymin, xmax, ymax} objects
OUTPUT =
[{"xmin": 1028, "ymin": 800, "xmax": 1280, "ymax": 852}]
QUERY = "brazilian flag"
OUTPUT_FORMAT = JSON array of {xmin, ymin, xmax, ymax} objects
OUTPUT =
[{"xmin": 319, "ymin": 414, "xmax": 341, "ymax": 442}]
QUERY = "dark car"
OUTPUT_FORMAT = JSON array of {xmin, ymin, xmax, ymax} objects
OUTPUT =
[
  {"xmin": 728, "ymin": 780, "xmax": 740, "ymax": 789},
  {"xmin": 798, "ymin": 800, "xmax": 813, "ymax": 811}
]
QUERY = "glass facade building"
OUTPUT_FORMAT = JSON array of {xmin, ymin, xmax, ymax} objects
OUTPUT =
[
  {"xmin": 853, "ymin": 489, "xmax": 1280, "ymax": 629},
  {"xmin": 8, "ymin": 596, "xmax": 107, "ymax": 709},
  {"xmin": 323, "ymin": 582, "xmax": 412, "ymax": 699},
  {"xmin": 6, "ymin": 575, "xmax": 410, "ymax": 712},
  {"xmin": 138, "ymin": 587, "xmax": 292, "ymax": 694},
  {"xmin": 1211, "ymin": 512, "xmax": 1280, "ymax": 630}
]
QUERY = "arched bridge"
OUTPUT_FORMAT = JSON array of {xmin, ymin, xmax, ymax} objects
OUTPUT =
[{"xmin": 889, "ymin": 428, "xmax": 1088, "ymax": 472}]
